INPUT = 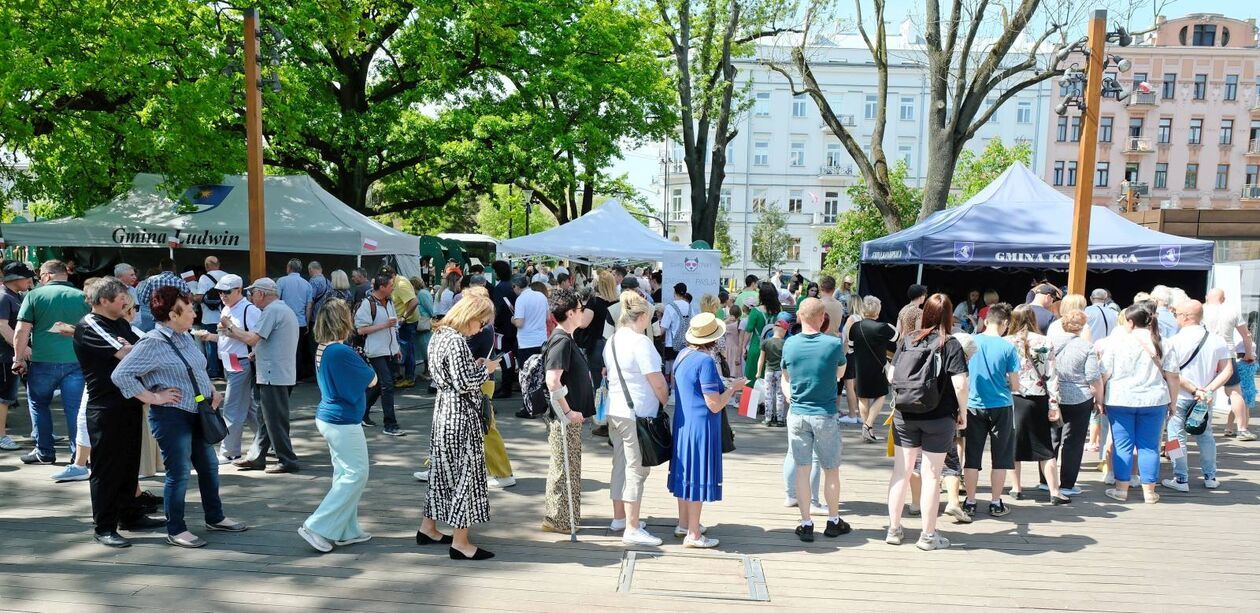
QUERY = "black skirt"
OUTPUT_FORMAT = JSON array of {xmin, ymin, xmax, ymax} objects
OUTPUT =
[{"xmin": 1013, "ymin": 394, "xmax": 1055, "ymax": 462}]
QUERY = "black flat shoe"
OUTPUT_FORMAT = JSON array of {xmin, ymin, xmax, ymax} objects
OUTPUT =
[
  {"xmin": 94, "ymin": 532, "xmax": 131, "ymax": 548},
  {"xmin": 449, "ymin": 546, "xmax": 495, "ymax": 560},
  {"xmin": 1012, "ymin": 491, "xmax": 1025, "ymax": 501},
  {"xmin": 1051, "ymin": 494, "xmax": 1072, "ymax": 506},
  {"xmin": 119, "ymin": 515, "xmax": 167, "ymax": 531},
  {"xmin": 416, "ymin": 530, "xmax": 454, "ymax": 546}
]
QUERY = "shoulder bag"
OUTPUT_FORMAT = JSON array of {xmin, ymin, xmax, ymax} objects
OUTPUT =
[
  {"xmin": 611, "ymin": 334, "xmax": 672, "ymax": 467},
  {"xmin": 162, "ymin": 332, "xmax": 228, "ymax": 444}
]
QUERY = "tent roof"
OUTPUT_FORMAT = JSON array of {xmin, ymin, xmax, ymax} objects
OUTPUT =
[
  {"xmin": 497, "ymin": 201, "xmax": 687, "ymax": 263},
  {"xmin": 861, "ymin": 163, "xmax": 1214, "ymax": 271},
  {"xmin": 0, "ymin": 173, "xmax": 418, "ymax": 256}
]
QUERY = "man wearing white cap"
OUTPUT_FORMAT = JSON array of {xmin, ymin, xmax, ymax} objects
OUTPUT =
[
  {"xmin": 220, "ymin": 278, "xmax": 301, "ymax": 473},
  {"xmin": 198, "ymin": 274, "xmax": 261, "ymax": 463}
]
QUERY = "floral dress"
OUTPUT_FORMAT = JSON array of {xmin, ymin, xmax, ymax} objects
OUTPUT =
[{"xmin": 423, "ymin": 327, "xmax": 490, "ymax": 528}]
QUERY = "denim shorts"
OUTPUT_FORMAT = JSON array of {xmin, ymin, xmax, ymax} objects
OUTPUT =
[
  {"xmin": 788, "ymin": 412, "xmax": 842, "ymax": 470},
  {"xmin": 1225, "ymin": 357, "xmax": 1241, "ymax": 386}
]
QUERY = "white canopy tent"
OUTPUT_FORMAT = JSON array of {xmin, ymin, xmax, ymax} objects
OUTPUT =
[
  {"xmin": 0, "ymin": 173, "xmax": 421, "ymax": 275},
  {"xmin": 497, "ymin": 201, "xmax": 685, "ymax": 264}
]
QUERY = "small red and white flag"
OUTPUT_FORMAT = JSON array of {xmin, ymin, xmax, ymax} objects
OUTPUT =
[
  {"xmin": 168, "ymin": 235, "xmax": 183, "ymax": 249},
  {"xmin": 362, "ymin": 238, "xmax": 379, "ymax": 251},
  {"xmin": 1165, "ymin": 438, "xmax": 1185, "ymax": 461},
  {"xmin": 807, "ymin": 191, "xmax": 820, "ymax": 205},
  {"xmin": 738, "ymin": 381, "xmax": 765, "ymax": 418},
  {"xmin": 180, "ymin": 270, "xmax": 197, "ymax": 283},
  {"xmin": 226, "ymin": 354, "xmax": 244, "ymax": 374}
]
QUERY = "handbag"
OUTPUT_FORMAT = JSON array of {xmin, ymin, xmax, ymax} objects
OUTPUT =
[
  {"xmin": 673, "ymin": 348, "xmax": 735, "ymax": 454},
  {"xmin": 162, "ymin": 332, "xmax": 228, "ymax": 444},
  {"xmin": 610, "ymin": 334, "xmax": 672, "ymax": 467}
]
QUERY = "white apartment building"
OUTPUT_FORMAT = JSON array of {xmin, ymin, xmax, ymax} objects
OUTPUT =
[{"xmin": 652, "ymin": 21, "xmax": 1053, "ymax": 281}]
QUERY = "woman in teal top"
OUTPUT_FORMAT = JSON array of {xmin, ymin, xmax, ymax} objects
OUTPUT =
[
  {"xmin": 300, "ymin": 299, "xmax": 378, "ymax": 553},
  {"xmin": 743, "ymin": 284, "xmax": 782, "ymax": 381}
]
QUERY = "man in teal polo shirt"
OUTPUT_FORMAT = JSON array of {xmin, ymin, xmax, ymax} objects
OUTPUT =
[
  {"xmin": 14, "ymin": 260, "xmax": 90, "ymax": 464},
  {"xmin": 782, "ymin": 298, "xmax": 849, "ymax": 542}
]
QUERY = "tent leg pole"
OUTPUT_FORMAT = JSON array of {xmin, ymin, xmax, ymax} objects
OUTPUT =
[
  {"xmin": 916, "ymin": 264, "xmax": 923, "ymax": 284},
  {"xmin": 357, "ymin": 254, "xmax": 362, "ymax": 267}
]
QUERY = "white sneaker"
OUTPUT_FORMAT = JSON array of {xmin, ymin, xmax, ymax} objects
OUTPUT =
[
  {"xmin": 413, "ymin": 471, "xmax": 429, "ymax": 482},
  {"xmin": 609, "ymin": 518, "xmax": 646, "ymax": 531},
  {"xmin": 1103, "ymin": 472, "xmax": 1116, "ymax": 485},
  {"xmin": 810, "ymin": 504, "xmax": 828, "ymax": 515},
  {"xmin": 1237, "ymin": 429, "xmax": 1258, "ymax": 441},
  {"xmin": 1204, "ymin": 477, "xmax": 1220, "ymax": 489},
  {"xmin": 675, "ymin": 525, "xmax": 707, "ymax": 538},
  {"xmin": 782, "ymin": 496, "xmax": 798, "ymax": 507},
  {"xmin": 683, "ymin": 535, "xmax": 719, "ymax": 548},
  {"xmin": 298, "ymin": 526, "xmax": 333, "ymax": 553},
  {"xmin": 838, "ymin": 415, "xmax": 859, "ymax": 424},
  {"xmin": 1161, "ymin": 478, "xmax": 1189, "ymax": 492},
  {"xmin": 0, "ymin": 435, "xmax": 19, "ymax": 451},
  {"xmin": 51, "ymin": 465, "xmax": 89, "ymax": 482},
  {"xmin": 916, "ymin": 532, "xmax": 951, "ymax": 551},
  {"xmin": 334, "ymin": 533, "xmax": 373, "ymax": 546},
  {"xmin": 885, "ymin": 526, "xmax": 903, "ymax": 545},
  {"xmin": 1060, "ymin": 486, "xmax": 1082, "ymax": 496},
  {"xmin": 622, "ymin": 528, "xmax": 663, "ymax": 547},
  {"xmin": 487, "ymin": 475, "xmax": 517, "ymax": 488}
]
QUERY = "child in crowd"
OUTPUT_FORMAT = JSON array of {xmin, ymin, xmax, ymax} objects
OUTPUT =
[{"xmin": 757, "ymin": 316, "xmax": 790, "ymax": 427}]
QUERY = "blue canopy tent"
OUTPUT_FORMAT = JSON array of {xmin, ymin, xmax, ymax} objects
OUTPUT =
[{"xmin": 859, "ymin": 163, "xmax": 1214, "ymax": 320}]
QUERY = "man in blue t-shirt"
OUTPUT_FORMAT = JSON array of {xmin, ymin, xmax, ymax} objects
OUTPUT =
[
  {"xmin": 963, "ymin": 303, "xmax": 1020, "ymax": 518},
  {"xmin": 782, "ymin": 298, "xmax": 849, "ymax": 542}
]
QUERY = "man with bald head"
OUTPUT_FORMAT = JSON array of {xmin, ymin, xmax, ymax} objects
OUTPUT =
[
  {"xmin": 1203, "ymin": 288, "xmax": 1256, "ymax": 441},
  {"xmin": 1085, "ymin": 288, "xmax": 1117, "ymax": 345},
  {"xmin": 1165, "ymin": 299, "xmax": 1230, "ymax": 491}
]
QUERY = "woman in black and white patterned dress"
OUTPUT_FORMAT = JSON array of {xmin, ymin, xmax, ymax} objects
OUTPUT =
[{"xmin": 417, "ymin": 294, "xmax": 499, "ymax": 561}]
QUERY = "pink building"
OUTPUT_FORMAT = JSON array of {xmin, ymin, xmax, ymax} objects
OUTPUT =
[{"xmin": 1045, "ymin": 14, "xmax": 1260, "ymax": 212}]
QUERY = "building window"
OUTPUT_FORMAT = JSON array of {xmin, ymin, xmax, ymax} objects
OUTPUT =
[
  {"xmin": 1053, "ymin": 161, "xmax": 1065, "ymax": 186},
  {"xmin": 754, "ymin": 92, "xmax": 770, "ymax": 116},
  {"xmin": 1162, "ymin": 74, "xmax": 1176, "ymax": 99},
  {"xmin": 753, "ymin": 140, "xmax": 769, "ymax": 166},
  {"xmin": 898, "ymin": 144, "xmax": 913, "ymax": 170},
  {"xmin": 1071, "ymin": 116, "xmax": 1082, "ymax": 142},
  {"xmin": 825, "ymin": 143, "xmax": 844, "ymax": 167},
  {"xmin": 1056, "ymin": 117, "xmax": 1069, "ymax": 142},
  {"xmin": 864, "ymin": 95, "xmax": 878, "ymax": 120},
  {"xmin": 1225, "ymin": 75, "xmax": 1239, "ymax": 101},
  {"xmin": 1192, "ymin": 24, "xmax": 1217, "ymax": 46},
  {"xmin": 1157, "ymin": 118, "xmax": 1172, "ymax": 144},
  {"xmin": 1221, "ymin": 119, "xmax": 1234, "ymax": 145},
  {"xmin": 1189, "ymin": 118, "xmax": 1203, "ymax": 144},
  {"xmin": 725, "ymin": 143, "xmax": 734, "ymax": 164},
  {"xmin": 1216, "ymin": 164, "xmax": 1230, "ymax": 189},
  {"xmin": 1132, "ymin": 72, "xmax": 1148, "ymax": 89},
  {"xmin": 1067, "ymin": 161, "xmax": 1078, "ymax": 186},
  {"xmin": 823, "ymin": 191, "xmax": 840, "ymax": 223},
  {"xmin": 789, "ymin": 141, "xmax": 806, "ymax": 167},
  {"xmin": 1125, "ymin": 162, "xmax": 1140, "ymax": 183},
  {"xmin": 791, "ymin": 93, "xmax": 807, "ymax": 118},
  {"xmin": 751, "ymin": 189, "xmax": 768, "ymax": 212},
  {"xmin": 899, "ymin": 96, "xmax": 915, "ymax": 121},
  {"xmin": 1103, "ymin": 72, "xmax": 1118, "ymax": 98},
  {"xmin": 1095, "ymin": 162, "xmax": 1110, "ymax": 187},
  {"xmin": 1185, "ymin": 163, "xmax": 1199, "ymax": 189},
  {"xmin": 1193, "ymin": 74, "xmax": 1207, "ymax": 100},
  {"xmin": 719, "ymin": 188, "xmax": 731, "ymax": 211},
  {"xmin": 1099, "ymin": 116, "xmax": 1114, "ymax": 143},
  {"xmin": 1128, "ymin": 117, "xmax": 1143, "ymax": 138},
  {"xmin": 1017, "ymin": 101, "xmax": 1032, "ymax": 124},
  {"xmin": 788, "ymin": 237, "xmax": 801, "ymax": 261},
  {"xmin": 788, "ymin": 190, "xmax": 803, "ymax": 214},
  {"xmin": 1246, "ymin": 164, "xmax": 1259, "ymax": 185},
  {"xmin": 671, "ymin": 188, "xmax": 682, "ymax": 215},
  {"xmin": 1154, "ymin": 163, "xmax": 1168, "ymax": 189}
]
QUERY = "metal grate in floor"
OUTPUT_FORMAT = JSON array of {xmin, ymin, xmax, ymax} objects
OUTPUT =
[{"xmin": 617, "ymin": 550, "xmax": 770, "ymax": 602}]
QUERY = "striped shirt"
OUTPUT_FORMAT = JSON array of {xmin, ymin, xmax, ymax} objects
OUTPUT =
[{"xmin": 111, "ymin": 324, "xmax": 214, "ymax": 414}]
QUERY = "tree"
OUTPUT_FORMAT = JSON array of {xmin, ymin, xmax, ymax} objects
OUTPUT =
[
  {"xmin": 769, "ymin": 0, "xmax": 1085, "ymax": 233},
  {"xmin": 818, "ymin": 160, "xmax": 920, "ymax": 273},
  {"xmin": 750, "ymin": 205, "xmax": 790, "ymax": 274},
  {"xmin": 474, "ymin": 187, "xmax": 558, "ymax": 239},
  {"xmin": 713, "ymin": 207, "xmax": 738, "ymax": 265},
  {"xmin": 648, "ymin": 0, "xmax": 798, "ymax": 246},
  {"xmin": 949, "ymin": 138, "xmax": 1034, "ymax": 207}
]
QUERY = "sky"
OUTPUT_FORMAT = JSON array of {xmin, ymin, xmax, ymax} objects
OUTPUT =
[{"xmin": 607, "ymin": 0, "xmax": 1260, "ymax": 208}]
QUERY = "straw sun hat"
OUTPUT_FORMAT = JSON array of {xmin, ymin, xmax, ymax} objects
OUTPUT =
[{"xmin": 685, "ymin": 312, "xmax": 727, "ymax": 345}]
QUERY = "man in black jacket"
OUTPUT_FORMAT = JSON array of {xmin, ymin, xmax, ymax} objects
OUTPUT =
[{"xmin": 490, "ymin": 260, "xmax": 518, "ymax": 398}]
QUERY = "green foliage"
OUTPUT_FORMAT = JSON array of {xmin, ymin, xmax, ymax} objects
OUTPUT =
[
  {"xmin": 750, "ymin": 205, "xmax": 791, "ymax": 274},
  {"xmin": 949, "ymin": 139, "xmax": 1033, "ymax": 207},
  {"xmin": 713, "ymin": 207, "xmax": 737, "ymax": 266},
  {"xmin": 474, "ymin": 186, "xmax": 558, "ymax": 239},
  {"xmin": 819, "ymin": 160, "xmax": 921, "ymax": 273}
]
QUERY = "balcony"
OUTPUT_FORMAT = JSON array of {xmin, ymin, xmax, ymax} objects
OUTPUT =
[
  {"xmin": 818, "ymin": 164, "xmax": 855, "ymax": 183},
  {"xmin": 1244, "ymin": 185, "xmax": 1260, "ymax": 201},
  {"xmin": 1124, "ymin": 137, "xmax": 1154, "ymax": 154},
  {"xmin": 1127, "ymin": 91, "xmax": 1158, "ymax": 109},
  {"xmin": 1248, "ymin": 140, "xmax": 1260, "ymax": 157}
]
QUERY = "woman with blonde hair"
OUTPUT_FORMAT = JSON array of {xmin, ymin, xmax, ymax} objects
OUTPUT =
[
  {"xmin": 1047, "ymin": 294, "xmax": 1091, "ymax": 343},
  {"xmin": 1005, "ymin": 305, "xmax": 1069, "ymax": 504},
  {"xmin": 418, "ymin": 294, "xmax": 500, "ymax": 559},
  {"xmin": 603, "ymin": 290, "xmax": 670, "ymax": 545},
  {"xmin": 299, "ymin": 299, "xmax": 379, "ymax": 553}
]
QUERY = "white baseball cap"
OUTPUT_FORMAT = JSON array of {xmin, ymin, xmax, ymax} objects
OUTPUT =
[{"xmin": 215, "ymin": 273, "xmax": 244, "ymax": 291}]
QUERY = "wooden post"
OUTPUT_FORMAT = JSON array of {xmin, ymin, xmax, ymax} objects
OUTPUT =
[
  {"xmin": 1067, "ymin": 10, "xmax": 1108, "ymax": 295},
  {"xmin": 244, "ymin": 8, "xmax": 267, "ymax": 282}
]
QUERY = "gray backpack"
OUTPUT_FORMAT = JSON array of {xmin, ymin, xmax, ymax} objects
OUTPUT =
[{"xmin": 668, "ymin": 302, "xmax": 690, "ymax": 349}]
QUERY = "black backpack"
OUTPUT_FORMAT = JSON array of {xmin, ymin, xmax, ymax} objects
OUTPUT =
[
  {"xmin": 890, "ymin": 334, "xmax": 947, "ymax": 414},
  {"xmin": 201, "ymin": 273, "xmax": 224, "ymax": 311}
]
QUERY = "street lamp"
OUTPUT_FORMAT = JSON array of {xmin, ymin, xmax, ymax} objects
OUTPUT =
[{"xmin": 521, "ymin": 188, "xmax": 534, "ymax": 235}]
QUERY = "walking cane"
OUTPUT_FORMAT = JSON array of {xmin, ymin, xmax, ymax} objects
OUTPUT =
[{"xmin": 549, "ymin": 387, "xmax": 579, "ymax": 543}]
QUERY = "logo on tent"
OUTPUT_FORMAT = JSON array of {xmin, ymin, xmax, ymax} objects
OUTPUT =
[
  {"xmin": 953, "ymin": 241, "xmax": 974, "ymax": 264},
  {"xmin": 1160, "ymin": 245, "xmax": 1182, "ymax": 268},
  {"xmin": 683, "ymin": 257, "xmax": 700, "ymax": 272},
  {"xmin": 176, "ymin": 185, "xmax": 233, "ymax": 215}
]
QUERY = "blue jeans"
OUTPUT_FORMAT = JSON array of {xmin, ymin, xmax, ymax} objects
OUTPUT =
[
  {"xmin": 149, "ymin": 405, "xmax": 225, "ymax": 535},
  {"xmin": 26, "ymin": 361, "xmax": 85, "ymax": 459},
  {"xmin": 1106, "ymin": 404, "xmax": 1164, "ymax": 485},
  {"xmin": 198, "ymin": 323, "xmax": 222, "ymax": 378},
  {"xmin": 783, "ymin": 451, "xmax": 821, "ymax": 505},
  {"xmin": 788, "ymin": 412, "xmax": 843, "ymax": 470},
  {"xmin": 304, "ymin": 420, "xmax": 370, "ymax": 542},
  {"xmin": 416, "ymin": 328, "xmax": 432, "ymax": 375},
  {"xmin": 1167, "ymin": 398, "xmax": 1216, "ymax": 482},
  {"xmin": 398, "ymin": 321, "xmax": 417, "ymax": 381}
]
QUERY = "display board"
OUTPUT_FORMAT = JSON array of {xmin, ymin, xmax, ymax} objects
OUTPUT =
[{"xmin": 662, "ymin": 249, "xmax": 721, "ymax": 303}]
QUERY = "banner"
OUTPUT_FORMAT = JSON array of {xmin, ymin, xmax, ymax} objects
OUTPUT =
[{"xmin": 662, "ymin": 249, "xmax": 720, "ymax": 305}]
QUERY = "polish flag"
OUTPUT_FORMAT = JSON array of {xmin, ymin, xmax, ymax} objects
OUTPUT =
[
  {"xmin": 807, "ymin": 191, "xmax": 820, "ymax": 204},
  {"xmin": 180, "ymin": 270, "xmax": 197, "ymax": 283},
  {"xmin": 362, "ymin": 238, "xmax": 379, "ymax": 251}
]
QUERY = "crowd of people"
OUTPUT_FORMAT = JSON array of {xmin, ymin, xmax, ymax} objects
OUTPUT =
[{"xmin": 0, "ymin": 253, "xmax": 1255, "ymax": 559}]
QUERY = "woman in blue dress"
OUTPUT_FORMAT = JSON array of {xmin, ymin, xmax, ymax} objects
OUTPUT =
[{"xmin": 668, "ymin": 313, "xmax": 746, "ymax": 548}]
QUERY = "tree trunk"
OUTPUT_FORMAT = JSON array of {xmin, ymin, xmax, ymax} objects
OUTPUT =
[{"xmin": 919, "ymin": 136, "xmax": 959, "ymax": 221}]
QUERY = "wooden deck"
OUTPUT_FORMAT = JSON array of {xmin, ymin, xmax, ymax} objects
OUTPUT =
[{"xmin": 2, "ymin": 384, "xmax": 1259, "ymax": 612}]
